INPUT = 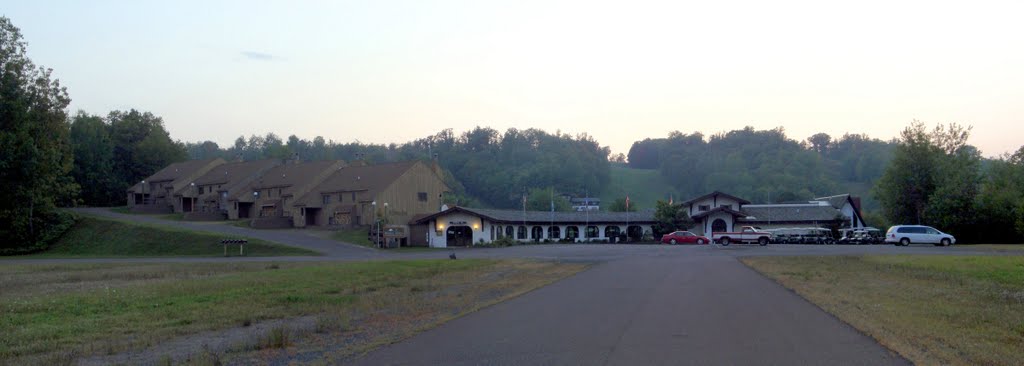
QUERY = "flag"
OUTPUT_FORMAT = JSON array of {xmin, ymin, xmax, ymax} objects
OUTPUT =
[
  {"xmin": 625, "ymin": 195, "xmax": 630, "ymax": 210},
  {"xmin": 669, "ymin": 194, "xmax": 673, "ymax": 205},
  {"xmin": 522, "ymin": 193, "xmax": 527, "ymax": 211},
  {"xmin": 550, "ymin": 189, "xmax": 555, "ymax": 212}
]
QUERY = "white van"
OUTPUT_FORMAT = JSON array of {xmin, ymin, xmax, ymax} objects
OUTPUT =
[{"xmin": 885, "ymin": 225, "xmax": 956, "ymax": 246}]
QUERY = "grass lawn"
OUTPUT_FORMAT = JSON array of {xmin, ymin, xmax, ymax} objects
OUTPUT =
[
  {"xmin": 7, "ymin": 216, "xmax": 317, "ymax": 258},
  {"xmin": 108, "ymin": 207, "xmax": 182, "ymax": 221},
  {"xmin": 331, "ymin": 228, "xmax": 374, "ymax": 247},
  {"xmin": 966, "ymin": 244, "xmax": 1024, "ymax": 252},
  {"xmin": 0, "ymin": 259, "xmax": 585, "ymax": 365},
  {"xmin": 743, "ymin": 255, "xmax": 1024, "ymax": 366}
]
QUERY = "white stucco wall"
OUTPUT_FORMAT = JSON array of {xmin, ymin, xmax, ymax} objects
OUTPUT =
[{"xmin": 688, "ymin": 196, "xmax": 743, "ymax": 217}]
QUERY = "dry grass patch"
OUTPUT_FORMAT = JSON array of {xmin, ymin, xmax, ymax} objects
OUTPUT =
[
  {"xmin": 743, "ymin": 255, "xmax": 1024, "ymax": 366},
  {"xmin": 1, "ymin": 259, "xmax": 585, "ymax": 365}
]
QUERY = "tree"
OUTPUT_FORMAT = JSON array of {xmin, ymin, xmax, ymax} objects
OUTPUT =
[
  {"xmin": 607, "ymin": 197, "xmax": 638, "ymax": 212},
  {"xmin": 0, "ymin": 17, "xmax": 78, "ymax": 254},
  {"xmin": 69, "ymin": 111, "xmax": 116, "ymax": 205},
  {"xmin": 107, "ymin": 109, "xmax": 187, "ymax": 201},
  {"xmin": 875, "ymin": 121, "xmax": 981, "ymax": 240},
  {"xmin": 874, "ymin": 121, "xmax": 938, "ymax": 225},
  {"xmin": 652, "ymin": 200, "xmax": 694, "ymax": 236},
  {"xmin": 807, "ymin": 133, "xmax": 832, "ymax": 154}
]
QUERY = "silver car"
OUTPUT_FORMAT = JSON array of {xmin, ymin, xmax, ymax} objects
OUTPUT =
[{"xmin": 885, "ymin": 225, "xmax": 956, "ymax": 246}]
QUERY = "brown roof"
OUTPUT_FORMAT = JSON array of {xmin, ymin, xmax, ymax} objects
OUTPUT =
[
  {"xmin": 691, "ymin": 206, "xmax": 748, "ymax": 220},
  {"xmin": 252, "ymin": 160, "xmax": 342, "ymax": 193},
  {"xmin": 296, "ymin": 161, "xmax": 421, "ymax": 207},
  {"xmin": 194, "ymin": 159, "xmax": 279, "ymax": 186},
  {"xmin": 129, "ymin": 158, "xmax": 224, "ymax": 192},
  {"xmin": 146, "ymin": 158, "xmax": 222, "ymax": 183}
]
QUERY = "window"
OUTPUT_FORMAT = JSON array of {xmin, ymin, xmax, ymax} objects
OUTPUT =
[
  {"xmin": 566, "ymin": 226, "xmax": 579, "ymax": 239},
  {"xmin": 585, "ymin": 226, "xmax": 599, "ymax": 238},
  {"xmin": 720, "ymin": 204, "xmax": 732, "ymax": 210},
  {"xmin": 418, "ymin": 192, "xmax": 428, "ymax": 202},
  {"xmin": 322, "ymin": 195, "xmax": 330, "ymax": 205},
  {"xmin": 198, "ymin": 186, "xmax": 204, "ymax": 194},
  {"xmin": 698, "ymin": 205, "xmax": 710, "ymax": 211},
  {"xmin": 605, "ymin": 226, "xmax": 620, "ymax": 238},
  {"xmin": 517, "ymin": 226, "xmax": 527, "ymax": 239},
  {"xmin": 531, "ymin": 226, "xmax": 543, "ymax": 239},
  {"xmin": 351, "ymin": 192, "xmax": 356, "ymax": 201},
  {"xmin": 339, "ymin": 193, "xmax": 344, "ymax": 203},
  {"xmin": 548, "ymin": 226, "xmax": 561, "ymax": 239},
  {"xmin": 505, "ymin": 226, "xmax": 515, "ymax": 238},
  {"xmin": 278, "ymin": 188, "xmax": 282, "ymax": 196}
]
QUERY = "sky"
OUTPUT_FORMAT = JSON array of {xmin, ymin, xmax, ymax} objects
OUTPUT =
[{"xmin": 5, "ymin": 0, "xmax": 1023, "ymax": 157}]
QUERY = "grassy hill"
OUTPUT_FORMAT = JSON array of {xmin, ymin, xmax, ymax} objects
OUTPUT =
[
  {"xmin": 12, "ymin": 216, "xmax": 319, "ymax": 258},
  {"xmin": 599, "ymin": 165, "xmax": 678, "ymax": 211}
]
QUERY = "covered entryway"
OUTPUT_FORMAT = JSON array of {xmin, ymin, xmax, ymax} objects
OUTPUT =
[
  {"xmin": 446, "ymin": 226, "xmax": 472, "ymax": 247},
  {"xmin": 304, "ymin": 208, "xmax": 320, "ymax": 226},
  {"xmin": 712, "ymin": 219, "xmax": 727, "ymax": 233},
  {"xmin": 237, "ymin": 202, "xmax": 253, "ymax": 218}
]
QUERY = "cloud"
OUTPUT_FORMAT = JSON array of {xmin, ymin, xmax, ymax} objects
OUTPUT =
[{"xmin": 240, "ymin": 51, "xmax": 277, "ymax": 61}]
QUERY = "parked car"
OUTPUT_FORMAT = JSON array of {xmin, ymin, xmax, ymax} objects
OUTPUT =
[
  {"xmin": 712, "ymin": 226, "xmax": 771, "ymax": 246},
  {"xmin": 886, "ymin": 225, "xmax": 956, "ymax": 246},
  {"xmin": 660, "ymin": 231, "xmax": 709, "ymax": 245}
]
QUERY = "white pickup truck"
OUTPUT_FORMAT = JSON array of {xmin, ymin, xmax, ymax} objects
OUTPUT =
[{"xmin": 712, "ymin": 226, "xmax": 771, "ymax": 246}]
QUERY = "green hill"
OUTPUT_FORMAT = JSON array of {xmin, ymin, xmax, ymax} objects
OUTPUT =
[{"xmin": 599, "ymin": 165, "xmax": 678, "ymax": 211}]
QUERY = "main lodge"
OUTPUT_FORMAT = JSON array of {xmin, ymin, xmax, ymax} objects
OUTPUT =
[{"xmin": 128, "ymin": 159, "xmax": 865, "ymax": 248}]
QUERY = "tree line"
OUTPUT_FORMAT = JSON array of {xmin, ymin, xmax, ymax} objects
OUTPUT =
[{"xmin": 627, "ymin": 127, "xmax": 896, "ymax": 212}]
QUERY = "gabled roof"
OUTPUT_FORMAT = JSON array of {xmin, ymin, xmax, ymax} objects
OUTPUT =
[
  {"xmin": 129, "ymin": 158, "xmax": 224, "ymax": 193},
  {"xmin": 681, "ymin": 191, "xmax": 752, "ymax": 206},
  {"xmin": 295, "ymin": 161, "xmax": 424, "ymax": 207},
  {"xmin": 145, "ymin": 158, "xmax": 222, "ymax": 183},
  {"xmin": 410, "ymin": 206, "xmax": 657, "ymax": 225},
  {"xmin": 691, "ymin": 206, "xmax": 748, "ymax": 220},
  {"xmin": 739, "ymin": 205, "xmax": 844, "ymax": 223},
  {"xmin": 814, "ymin": 194, "xmax": 852, "ymax": 210},
  {"xmin": 181, "ymin": 159, "xmax": 281, "ymax": 198},
  {"xmin": 250, "ymin": 160, "xmax": 343, "ymax": 197},
  {"xmin": 194, "ymin": 159, "xmax": 279, "ymax": 186}
]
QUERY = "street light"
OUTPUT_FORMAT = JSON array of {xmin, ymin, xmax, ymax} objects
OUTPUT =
[
  {"xmin": 189, "ymin": 182, "xmax": 196, "ymax": 213},
  {"xmin": 372, "ymin": 201, "xmax": 378, "ymax": 248},
  {"xmin": 140, "ymin": 180, "xmax": 146, "ymax": 205}
]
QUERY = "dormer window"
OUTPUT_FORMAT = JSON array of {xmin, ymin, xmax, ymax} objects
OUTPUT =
[
  {"xmin": 721, "ymin": 204, "xmax": 732, "ymax": 210},
  {"xmin": 322, "ymin": 195, "xmax": 330, "ymax": 205},
  {"xmin": 698, "ymin": 205, "xmax": 710, "ymax": 211}
]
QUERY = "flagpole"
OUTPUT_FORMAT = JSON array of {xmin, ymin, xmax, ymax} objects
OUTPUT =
[{"xmin": 585, "ymin": 188, "xmax": 590, "ymax": 242}]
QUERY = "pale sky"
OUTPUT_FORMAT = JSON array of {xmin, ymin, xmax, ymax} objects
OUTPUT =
[{"xmin": 5, "ymin": 0, "xmax": 1023, "ymax": 157}]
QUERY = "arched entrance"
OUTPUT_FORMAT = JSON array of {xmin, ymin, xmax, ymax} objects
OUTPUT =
[
  {"xmin": 446, "ymin": 226, "xmax": 472, "ymax": 247},
  {"xmin": 711, "ymin": 219, "xmax": 728, "ymax": 233}
]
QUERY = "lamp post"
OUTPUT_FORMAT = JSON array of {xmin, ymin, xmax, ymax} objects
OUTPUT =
[
  {"xmin": 372, "ymin": 201, "xmax": 378, "ymax": 248},
  {"xmin": 189, "ymin": 182, "xmax": 196, "ymax": 212},
  {"xmin": 253, "ymin": 191, "xmax": 259, "ymax": 217},
  {"xmin": 383, "ymin": 203, "xmax": 389, "ymax": 248},
  {"xmin": 140, "ymin": 180, "xmax": 146, "ymax": 205}
]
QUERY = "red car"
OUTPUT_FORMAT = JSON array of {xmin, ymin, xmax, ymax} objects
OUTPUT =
[{"xmin": 660, "ymin": 231, "xmax": 709, "ymax": 245}]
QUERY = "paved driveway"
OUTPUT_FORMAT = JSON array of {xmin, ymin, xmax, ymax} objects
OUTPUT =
[{"xmin": 352, "ymin": 254, "xmax": 909, "ymax": 366}]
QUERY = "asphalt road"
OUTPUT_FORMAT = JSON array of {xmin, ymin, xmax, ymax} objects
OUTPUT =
[
  {"xmin": 352, "ymin": 254, "xmax": 910, "ymax": 366},
  {"xmin": 14, "ymin": 208, "xmax": 1015, "ymax": 364}
]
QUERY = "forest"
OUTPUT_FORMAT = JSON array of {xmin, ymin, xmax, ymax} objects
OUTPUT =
[{"xmin": 4, "ymin": 15, "xmax": 1024, "ymax": 254}]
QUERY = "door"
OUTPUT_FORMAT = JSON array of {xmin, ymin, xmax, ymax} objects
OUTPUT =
[
  {"xmin": 446, "ymin": 226, "xmax": 473, "ymax": 247},
  {"xmin": 924, "ymin": 227, "xmax": 941, "ymax": 243},
  {"xmin": 711, "ymin": 219, "xmax": 727, "ymax": 233}
]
